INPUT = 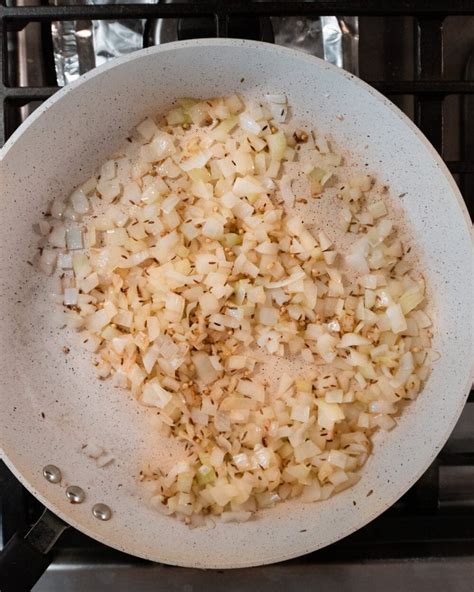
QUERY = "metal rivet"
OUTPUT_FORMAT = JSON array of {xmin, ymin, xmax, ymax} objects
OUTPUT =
[
  {"xmin": 92, "ymin": 503, "xmax": 112, "ymax": 521},
  {"xmin": 43, "ymin": 465, "xmax": 62, "ymax": 484},
  {"xmin": 66, "ymin": 485, "xmax": 85, "ymax": 504}
]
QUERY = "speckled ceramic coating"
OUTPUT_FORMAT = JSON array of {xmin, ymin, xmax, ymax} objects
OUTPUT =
[{"xmin": 0, "ymin": 39, "xmax": 472, "ymax": 569}]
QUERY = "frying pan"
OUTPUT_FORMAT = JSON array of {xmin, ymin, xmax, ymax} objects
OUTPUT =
[{"xmin": 0, "ymin": 39, "xmax": 472, "ymax": 588}]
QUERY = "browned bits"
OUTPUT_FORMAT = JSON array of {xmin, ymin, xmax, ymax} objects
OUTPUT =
[
  {"xmin": 293, "ymin": 130, "xmax": 309, "ymax": 143},
  {"xmin": 182, "ymin": 122, "xmax": 191, "ymax": 130},
  {"xmin": 270, "ymin": 126, "xmax": 277, "ymax": 134}
]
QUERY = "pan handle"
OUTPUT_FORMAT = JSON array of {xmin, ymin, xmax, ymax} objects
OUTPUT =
[{"xmin": 0, "ymin": 508, "xmax": 68, "ymax": 592}]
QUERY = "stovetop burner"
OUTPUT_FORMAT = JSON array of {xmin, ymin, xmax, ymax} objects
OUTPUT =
[
  {"xmin": 178, "ymin": 14, "xmax": 273, "ymax": 41},
  {"xmin": 152, "ymin": 0, "xmax": 274, "ymax": 44}
]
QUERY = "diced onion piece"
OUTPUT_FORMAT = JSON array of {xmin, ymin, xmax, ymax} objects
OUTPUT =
[
  {"xmin": 237, "ymin": 379, "xmax": 265, "ymax": 403},
  {"xmin": 265, "ymin": 93, "xmax": 287, "ymax": 104},
  {"xmin": 180, "ymin": 150, "xmax": 211, "ymax": 172},
  {"xmin": 338, "ymin": 333, "xmax": 371, "ymax": 348},
  {"xmin": 258, "ymin": 306, "xmax": 279, "ymax": 326},
  {"xmin": 399, "ymin": 288, "xmax": 424, "ymax": 314},
  {"xmin": 141, "ymin": 381, "xmax": 173, "ymax": 408},
  {"xmin": 65, "ymin": 227, "xmax": 83, "ymax": 250},
  {"xmin": 393, "ymin": 351, "xmax": 414, "ymax": 387},
  {"xmin": 279, "ymin": 175, "xmax": 295, "ymax": 208},
  {"xmin": 317, "ymin": 400, "xmax": 345, "ymax": 426},
  {"xmin": 233, "ymin": 175, "xmax": 262, "ymax": 198},
  {"xmin": 239, "ymin": 112, "xmax": 262, "ymax": 135},
  {"xmin": 192, "ymin": 351, "xmax": 219, "ymax": 386},
  {"xmin": 368, "ymin": 200, "xmax": 387, "ymax": 219},
  {"xmin": 268, "ymin": 103, "xmax": 288, "ymax": 123},
  {"xmin": 136, "ymin": 118, "xmax": 158, "ymax": 141},
  {"xmin": 57, "ymin": 253, "xmax": 73, "ymax": 269},
  {"xmin": 318, "ymin": 230, "xmax": 332, "ymax": 251},
  {"xmin": 50, "ymin": 198, "xmax": 66, "ymax": 219},
  {"xmin": 86, "ymin": 309, "xmax": 109, "ymax": 332},
  {"xmin": 386, "ymin": 303, "xmax": 407, "ymax": 334},
  {"xmin": 48, "ymin": 225, "xmax": 66, "ymax": 248},
  {"xmin": 80, "ymin": 272, "xmax": 99, "ymax": 294},
  {"xmin": 150, "ymin": 131, "xmax": 175, "ymax": 161},
  {"xmin": 267, "ymin": 131, "xmax": 287, "ymax": 161},
  {"xmin": 202, "ymin": 218, "xmax": 224, "ymax": 239},
  {"xmin": 70, "ymin": 189, "xmax": 89, "ymax": 214},
  {"xmin": 63, "ymin": 287, "xmax": 78, "ymax": 306}
]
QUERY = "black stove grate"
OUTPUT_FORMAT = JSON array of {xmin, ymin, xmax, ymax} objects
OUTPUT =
[
  {"xmin": 1, "ymin": 0, "xmax": 474, "ymax": 172},
  {"xmin": 0, "ymin": 0, "xmax": 473, "ymax": 580}
]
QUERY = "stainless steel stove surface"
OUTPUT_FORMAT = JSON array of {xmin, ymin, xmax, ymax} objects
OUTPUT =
[{"xmin": 0, "ymin": 2, "xmax": 473, "ymax": 591}]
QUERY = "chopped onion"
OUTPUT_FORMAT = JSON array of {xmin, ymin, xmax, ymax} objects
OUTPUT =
[
  {"xmin": 63, "ymin": 287, "xmax": 78, "ymax": 306},
  {"xmin": 57, "ymin": 252, "xmax": 73, "ymax": 269},
  {"xmin": 141, "ymin": 381, "xmax": 172, "ymax": 408},
  {"xmin": 279, "ymin": 175, "xmax": 295, "ymax": 208},
  {"xmin": 70, "ymin": 189, "xmax": 89, "ymax": 214},
  {"xmin": 48, "ymin": 225, "xmax": 66, "ymax": 248},
  {"xmin": 267, "ymin": 131, "xmax": 287, "ymax": 161},
  {"xmin": 239, "ymin": 112, "xmax": 262, "ymax": 135},
  {"xmin": 386, "ymin": 303, "xmax": 407, "ymax": 334},
  {"xmin": 193, "ymin": 351, "xmax": 219, "ymax": 386},
  {"xmin": 180, "ymin": 150, "xmax": 211, "ymax": 172},
  {"xmin": 233, "ymin": 175, "xmax": 262, "ymax": 198},
  {"xmin": 265, "ymin": 93, "xmax": 287, "ymax": 104},
  {"xmin": 268, "ymin": 103, "xmax": 288, "ymax": 123},
  {"xmin": 65, "ymin": 227, "xmax": 83, "ymax": 250},
  {"xmin": 35, "ymin": 93, "xmax": 433, "ymax": 525}
]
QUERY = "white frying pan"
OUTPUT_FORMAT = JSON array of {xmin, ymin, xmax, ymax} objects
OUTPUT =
[{"xmin": 0, "ymin": 39, "xmax": 472, "ymax": 582}]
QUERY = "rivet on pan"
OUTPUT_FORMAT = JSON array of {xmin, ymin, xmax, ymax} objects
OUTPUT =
[
  {"xmin": 43, "ymin": 465, "xmax": 62, "ymax": 484},
  {"xmin": 66, "ymin": 485, "xmax": 86, "ymax": 504},
  {"xmin": 92, "ymin": 503, "xmax": 112, "ymax": 521}
]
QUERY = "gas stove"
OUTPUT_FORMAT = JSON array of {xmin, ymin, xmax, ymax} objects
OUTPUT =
[{"xmin": 0, "ymin": 2, "xmax": 473, "ymax": 591}]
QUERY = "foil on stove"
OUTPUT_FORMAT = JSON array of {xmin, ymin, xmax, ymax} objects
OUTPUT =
[{"xmin": 51, "ymin": 3, "xmax": 359, "ymax": 85}]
